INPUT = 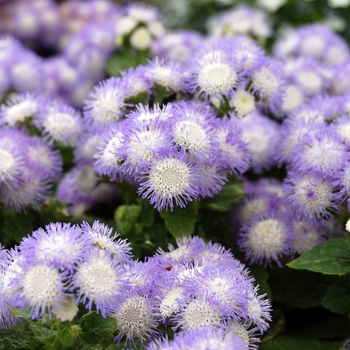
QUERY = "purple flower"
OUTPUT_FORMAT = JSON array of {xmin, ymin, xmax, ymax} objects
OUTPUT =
[
  {"xmin": 283, "ymin": 170, "xmax": 342, "ymax": 224},
  {"xmin": 0, "ymin": 93, "xmax": 40, "ymax": 127},
  {"xmin": 10, "ymin": 258, "xmax": 70, "ymax": 321},
  {"xmin": 113, "ymin": 290, "xmax": 160, "ymax": 345},
  {"xmin": 20, "ymin": 222, "xmax": 90, "ymax": 271},
  {"xmin": 72, "ymin": 248, "xmax": 128, "ymax": 317},
  {"xmin": 249, "ymin": 57, "xmax": 286, "ymax": 112},
  {"xmin": 214, "ymin": 117, "xmax": 251, "ymax": 175},
  {"xmin": 121, "ymin": 116, "xmax": 174, "ymax": 175},
  {"xmin": 83, "ymin": 77, "xmax": 127, "ymax": 129},
  {"xmin": 151, "ymin": 30, "xmax": 203, "ymax": 63},
  {"xmin": 236, "ymin": 111, "xmax": 280, "ymax": 173},
  {"xmin": 80, "ymin": 220, "xmax": 132, "ymax": 264},
  {"xmin": 238, "ymin": 210, "xmax": 294, "ymax": 267},
  {"xmin": 144, "ymin": 58, "xmax": 187, "ymax": 93},
  {"xmin": 289, "ymin": 127, "xmax": 349, "ymax": 180},
  {"xmin": 187, "ymin": 40, "xmax": 240, "ymax": 102},
  {"xmin": 35, "ymin": 100, "xmax": 83, "ymax": 146},
  {"xmin": 93, "ymin": 123, "xmax": 126, "ymax": 181},
  {"xmin": 137, "ymin": 153, "xmax": 201, "ymax": 211},
  {"xmin": 147, "ymin": 325, "xmax": 248, "ymax": 350}
]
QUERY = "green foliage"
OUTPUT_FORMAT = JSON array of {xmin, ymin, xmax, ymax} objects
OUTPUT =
[
  {"xmin": 321, "ymin": 274, "xmax": 350, "ymax": 316},
  {"xmin": 287, "ymin": 239, "xmax": 350, "ymax": 275},
  {"xmin": 160, "ymin": 200, "xmax": 198, "ymax": 238}
]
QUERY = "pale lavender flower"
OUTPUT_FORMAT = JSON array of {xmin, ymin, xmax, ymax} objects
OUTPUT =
[
  {"xmin": 80, "ymin": 220, "xmax": 132, "ymax": 264},
  {"xmin": 235, "ymin": 111, "xmax": 280, "ymax": 173},
  {"xmin": 283, "ymin": 170, "xmax": 342, "ymax": 224},
  {"xmin": 0, "ymin": 93, "xmax": 40, "ymax": 127},
  {"xmin": 114, "ymin": 290, "xmax": 160, "ymax": 345},
  {"xmin": 83, "ymin": 77, "xmax": 127, "ymax": 129},
  {"xmin": 20, "ymin": 222, "xmax": 90, "ymax": 271},
  {"xmin": 72, "ymin": 248, "xmax": 128, "ymax": 317},
  {"xmin": 137, "ymin": 153, "xmax": 201, "ymax": 211},
  {"xmin": 36, "ymin": 100, "xmax": 83, "ymax": 146},
  {"xmin": 238, "ymin": 210, "xmax": 293, "ymax": 267},
  {"xmin": 144, "ymin": 58, "xmax": 187, "ymax": 93},
  {"xmin": 249, "ymin": 57, "xmax": 286, "ymax": 112},
  {"xmin": 214, "ymin": 117, "xmax": 251, "ymax": 175},
  {"xmin": 147, "ymin": 325, "xmax": 248, "ymax": 350},
  {"xmin": 93, "ymin": 123, "xmax": 126, "ymax": 181},
  {"xmin": 151, "ymin": 30, "xmax": 203, "ymax": 63},
  {"xmin": 289, "ymin": 127, "xmax": 349, "ymax": 181}
]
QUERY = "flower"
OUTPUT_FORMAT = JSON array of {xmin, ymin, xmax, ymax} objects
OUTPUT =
[
  {"xmin": 114, "ymin": 291, "xmax": 159, "ymax": 344},
  {"xmin": 137, "ymin": 154, "xmax": 201, "ymax": 211},
  {"xmin": 72, "ymin": 249, "xmax": 127, "ymax": 317},
  {"xmin": 238, "ymin": 210, "xmax": 293, "ymax": 267}
]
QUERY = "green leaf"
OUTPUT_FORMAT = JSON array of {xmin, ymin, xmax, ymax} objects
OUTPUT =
[
  {"xmin": 200, "ymin": 176, "xmax": 245, "ymax": 212},
  {"xmin": 268, "ymin": 268, "xmax": 335, "ymax": 309},
  {"xmin": 260, "ymin": 334, "xmax": 342, "ymax": 350},
  {"xmin": 160, "ymin": 201, "xmax": 198, "ymax": 238},
  {"xmin": 287, "ymin": 238, "xmax": 350, "ymax": 275},
  {"xmin": 322, "ymin": 273, "xmax": 350, "ymax": 316},
  {"xmin": 114, "ymin": 204, "xmax": 142, "ymax": 235},
  {"xmin": 79, "ymin": 311, "xmax": 116, "ymax": 348}
]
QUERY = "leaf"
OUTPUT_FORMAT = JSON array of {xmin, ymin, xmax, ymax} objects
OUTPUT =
[
  {"xmin": 260, "ymin": 334, "xmax": 342, "ymax": 350},
  {"xmin": 114, "ymin": 204, "xmax": 142, "ymax": 235},
  {"xmin": 268, "ymin": 268, "xmax": 335, "ymax": 309},
  {"xmin": 287, "ymin": 238, "xmax": 350, "ymax": 275},
  {"xmin": 322, "ymin": 274, "xmax": 350, "ymax": 316},
  {"xmin": 200, "ymin": 176, "xmax": 245, "ymax": 212},
  {"xmin": 79, "ymin": 311, "xmax": 117, "ymax": 348},
  {"xmin": 160, "ymin": 201, "xmax": 198, "ymax": 238}
]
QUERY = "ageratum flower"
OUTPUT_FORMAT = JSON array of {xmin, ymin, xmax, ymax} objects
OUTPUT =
[
  {"xmin": 35, "ymin": 100, "xmax": 83, "ymax": 146},
  {"xmin": 289, "ymin": 128, "xmax": 349, "ymax": 180},
  {"xmin": 83, "ymin": 77, "xmax": 127, "ymax": 129},
  {"xmin": 284, "ymin": 170, "xmax": 342, "ymax": 223},
  {"xmin": 187, "ymin": 40, "xmax": 240, "ymax": 102},
  {"xmin": 0, "ymin": 93, "xmax": 40, "ymax": 127},
  {"xmin": 238, "ymin": 210, "xmax": 293, "ymax": 267},
  {"xmin": 137, "ymin": 153, "xmax": 201, "ymax": 211},
  {"xmin": 114, "ymin": 291, "xmax": 160, "ymax": 345},
  {"xmin": 146, "ymin": 325, "xmax": 248, "ymax": 350},
  {"xmin": 93, "ymin": 123, "xmax": 126, "ymax": 181},
  {"xmin": 9, "ymin": 257, "xmax": 70, "ymax": 321},
  {"xmin": 249, "ymin": 57, "xmax": 286, "ymax": 112},
  {"xmin": 80, "ymin": 220, "xmax": 132, "ymax": 263},
  {"xmin": 72, "ymin": 249, "xmax": 128, "ymax": 317},
  {"xmin": 20, "ymin": 222, "xmax": 91, "ymax": 271}
]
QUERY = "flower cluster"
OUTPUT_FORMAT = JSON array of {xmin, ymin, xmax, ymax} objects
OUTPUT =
[{"xmin": 0, "ymin": 223, "xmax": 271, "ymax": 349}]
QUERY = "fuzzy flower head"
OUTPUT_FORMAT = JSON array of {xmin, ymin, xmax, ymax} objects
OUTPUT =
[
  {"xmin": 83, "ymin": 77, "xmax": 127, "ymax": 129},
  {"xmin": 0, "ymin": 93, "xmax": 40, "ymax": 127},
  {"xmin": 73, "ymin": 249, "xmax": 128, "ymax": 317},
  {"xmin": 93, "ymin": 124, "xmax": 126, "ymax": 181},
  {"xmin": 137, "ymin": 154, "xmax": 201, "ymax": 211},
  {"xmin": 188, "ymin": 43, "xmax": 240, "ymax": 102},
  {"xmin": 144, "ymin": 58, "xmax": 186, "ymax": 93},
  {"xmin": 147, "ymin": 325, "xmax": 248, "ymax": 350},
  {"xmin": 36, "ymin": 101, "xmax": 83, "ymax": 146},
  {"xmin": 80, "ymin": 221, "xmax": 132, "ymax": 263},
  {"xmin": 249, "ymin": 58, "xmax": 286, "ymax": 112},
  {"xmin": 238, "ymin": 210, "xmax": 293, "ymax": 267},
  {"xmin": 114, "ymin": 292, "xmax": 159, "ymax": 345},
  {"xmin": 11, "ymin": 259, "xmax": 69, "ymax": 321},
  {"xmin": 20, "ymin": 222, "xmax": 90, "ymax": 271},
  {"xmin": 284, "ymin": 171, "xmax": 342, "ymax": 224}
]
